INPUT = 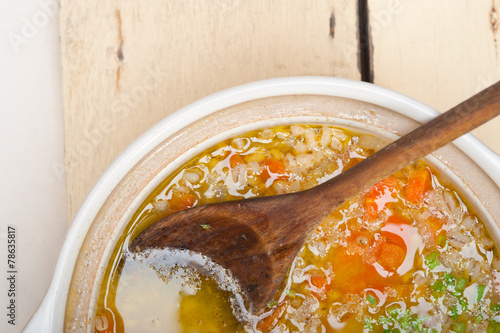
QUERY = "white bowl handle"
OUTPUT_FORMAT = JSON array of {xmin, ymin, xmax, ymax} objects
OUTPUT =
[{"xmin": 22, "ymin": 290, "xmax": 57, "ymax": 332}]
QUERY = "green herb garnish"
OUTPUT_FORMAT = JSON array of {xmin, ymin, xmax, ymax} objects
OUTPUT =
[
  {"xmin": 453, "ymin": 322, "xmax": 466, "ymax": 333},
  {"xmin": 287, "ymin": 290, "xmax": 295, "ymax": 298},
  {"xmin": 487, "ymin": 320, "xmax": 500, "ymax": 333},
  {"xmin": 386, "ymin": 304, "xmax": 401, "ymax": 318},
  {"xmin": 455, "ymin": 277, "xmax": 467, "ymax": 294},
  {"xmin": 266, "ymin": 300, "xmax": 277, "ymax": 308},
  {"xmin": 200, "ymin": 224, "xmax": 211, "ymax": 229},
  {"xmin": 450, "ymin": 305, "xmax": 460, "ymax": 320},
  {"xmin": 437, "ymin": 233, "xmax": 447, "ymax": 247},
  {"xmin": 425, "ymin": 251, "xmax": 440, "ymax": 270},
  {"xmin": 399, "ymin": 310, "xmax": 411, "ymax": 329},
  {"xmin": 458, "ymin": 297, "xmax": 468, "ymax": 312},
  {"xmin": 443, "ymin": 272, "xmax": 457, "ymax": 290},
  {"xmin": 366, "ymin": 294, "xmax": 378, "ymax": 305},
  {"xmin": 491, "ymin": 304, "xmax": 500, "ymax": 311},
  {"xmin": 476, "ymin": 314, "xmax": 484, "ymax": 322},
  {"xmin": 432, "ymin": 279, "xmax": 444, "ymax": 292},
  {"xmin": 477, "ymin": 285, "xmax": 486, "ymax": 302},
  {"xmin": 364, "ymin": 318, "xmax": 374, "ymax": 331},
  {"xmin": 377, "ymin": 308, "xmax": 433, "ymax": 332}
]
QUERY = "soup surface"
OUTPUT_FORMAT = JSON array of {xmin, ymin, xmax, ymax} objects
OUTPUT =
[{"xmin": 95, "ymin": 125, "xmax": 500, "ymax": 333}]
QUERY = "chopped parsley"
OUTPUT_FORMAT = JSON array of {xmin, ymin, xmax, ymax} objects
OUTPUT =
[
  {"xmin": 366, "ymin": 294, "xmax": 378, "ymax": 305},
  {"xmin": 443, "ymin": 272, "xmax": 456, "ymax": 289},
  {"xmin": 266, "ymin": 300, "xmax": 277, "ymax": 308},
  {"xmin": 437, "ymin": 234, "xmax": 447, "ymax": 247},
  {"xmin": 364, "ymin": 318, "xmax": 374, "ymax": 331},
  {"xmin": 455, "ymin": 277, "xmax": 467, "ymax": 294},
  {"xmin": 376, "ymin": 306, "xmax": 434, "ymax": 332},
  {"xmin": 432, "ymin": 279, "xmax": 444, "ymax": 292},
  {"xmin": 477, "ymin": 285, "xmax": 486, "ymax": 302},
  {"xmin": 425, "ymin": 251, "xmax": 440, "ymax": 270},
  {"xmin": 452, "ymin": 321, "xmax": 466, "ymax": 333},
  {"xmin": 488, "ymin": 320, "xmax": 500, "ymax": 333}
]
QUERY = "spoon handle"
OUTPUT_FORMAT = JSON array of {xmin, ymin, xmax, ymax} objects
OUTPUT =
[{"xmin": 312, "ymin": 81, "xmax": 500, "ymax": 210}]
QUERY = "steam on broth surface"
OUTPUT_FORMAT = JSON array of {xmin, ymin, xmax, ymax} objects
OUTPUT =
[{"xmin": 95, "ymin": 125, "xmax": 500, "ymax": 333}]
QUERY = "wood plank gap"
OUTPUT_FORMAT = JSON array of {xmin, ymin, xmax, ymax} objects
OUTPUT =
[{"xmin": 358, "ymin": 0, "xmax": 373, "ymax": 82}]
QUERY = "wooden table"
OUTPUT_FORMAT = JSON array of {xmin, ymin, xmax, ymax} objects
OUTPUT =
[{"xmin": 60, "ymin": 0, "xmax": 500, "ymax": 221}]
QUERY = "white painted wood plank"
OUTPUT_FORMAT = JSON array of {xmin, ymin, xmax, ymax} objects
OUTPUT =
[
  {"xmin": 369, "ymin": 0, "xmax": 500, "ymax": 154},
  {"xmin": 60, "ymin": 0, "xmax": 361, "ymax": 220}
]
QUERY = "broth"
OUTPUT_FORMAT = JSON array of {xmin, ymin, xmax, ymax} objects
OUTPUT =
[{"xmin": 94, "ymin": 125, "xmax": 500, "ymax": 332}]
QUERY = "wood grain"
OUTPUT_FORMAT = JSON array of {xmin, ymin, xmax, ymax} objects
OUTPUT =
[
  {"xmin": 368, "ymin": 0, "xmax": 500, "ymax": 153},
  {"xmin": 60, "ymin": 0, "xmax": 361, "ymax": 221}
]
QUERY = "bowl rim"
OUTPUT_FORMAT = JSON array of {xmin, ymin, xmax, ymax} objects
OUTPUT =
[{"xmin": 24, "ymin": 76, "xmax": 500, "ymax": 332}]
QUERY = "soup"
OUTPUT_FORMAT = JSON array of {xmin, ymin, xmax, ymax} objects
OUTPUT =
[{"xmin": 94, "ymin": 125, "xmax": 500, "ymax": 332}]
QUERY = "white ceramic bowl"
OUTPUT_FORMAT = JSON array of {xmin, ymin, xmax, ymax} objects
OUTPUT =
[{"xmin": 24, "ymin": 77, "xmax": 500, "ymax": 332}]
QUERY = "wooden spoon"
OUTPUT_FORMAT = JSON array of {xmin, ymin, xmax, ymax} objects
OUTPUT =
[{"xmin": 130, "ymin": 82, "xmax": 500, "ymax": 313}]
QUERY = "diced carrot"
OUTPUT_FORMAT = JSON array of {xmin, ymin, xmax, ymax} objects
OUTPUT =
[
  {"xmin": 378, "ymin": 242, "xmax": 406, "ymax": 272},
  {"xmin": 169, "ymin": 193, "xmax": 195, "ymax": 211},
  {"xmin": 426, "ymin": 216, "xmax": 443, "ymax": 233},
  {"xmin": 309, "ymin": 272, "xmax": 332, "ymax": 298},
  {"xmin": 229, "ymin": 154, "xmax": 244, "ymax": 168},
  {"xmin": 363, "ymin": 235, "xmax": 386, "ymax": 265},
  {"xmin": 377, "ymin": 215, "xmax": 409, "ymax": 270},
  {"xmin": 329, "ymin": 248, "xmax": 378, "ymax": 294},
  {"xmin": 263, "ymin": 158, "xmax": 286, "ymax": 174},
  {"xmin": 405, "ymin": 168, "xmax": 432, "ymax": 204},
  {"xmin": 310, "ymin": 274, "xmax": 329, "ymax": 290},
  {"xmin": 365, "ymin": 176, "xmax": 401, "ymax": 217},
  {"xmin": 421, "ymin": 216, "xmax": 445, "ymax": 246},
  {"xmin": 256, "ymin": 301, "xmax": 287, "ymax": 332},
  {"xmin": 261, "ymin": 158, "xmax": 288, "ymax": 181},
  {"xmin": 364, "ymin": 199, "xmax": 378, "ymax": 218}
]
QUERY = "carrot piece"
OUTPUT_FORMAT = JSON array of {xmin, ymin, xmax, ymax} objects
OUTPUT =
[
  {"xmin": 376, "ymin": 215, "xmax": 409, "ymax": 269},
  {"xmin": 386, "ymin": 214, "xmax": 411, "ymax": 226},
  {"xmin": 229, "ymin": 154, "xmax": 244, "ymax": 168},
  {"xmin": 378, "ymin": 243, "xmax": 406, "ymax": 272},
  {"xmin": 309, "ymin": 272, "xmax": 332, "ymax": 297},
  {"xmin": 169, "ymin": 193, "xmax": 195, "ymax": 211},
  {"xmin": 363, "ymin": 235, "xmax": 386, "ymax": 265},
  {"xmin": 426, "ymin": 216, "xmax": 443, "ymax": 232},
  {"xmin": 261, "ymin": 158, "xmax": 288, "ymax": 181},
  {"xmin": 330, "ymin": 248, "xmax": 377, "ymax": 294},
  {"xmin": 256, "ymin": 301, "xmax": 287, "ymax": 332},
  {"xmin": 263, "ymin": 158, "xmax": 286, "ymax": 174},
  {"xmin": 310, "ymin": 274, "xmax": 329, "ymax": 290},
  {"xmin": 422, "ymin": 216, "xmax": 445, "ymax": 246},
  {"xmin": 365, "ymin": 176, "xmax": 400, "ymax": 217},
  {"xmin": 405, "ymin": 168, "xmax": 432, "ymax": 204}
]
